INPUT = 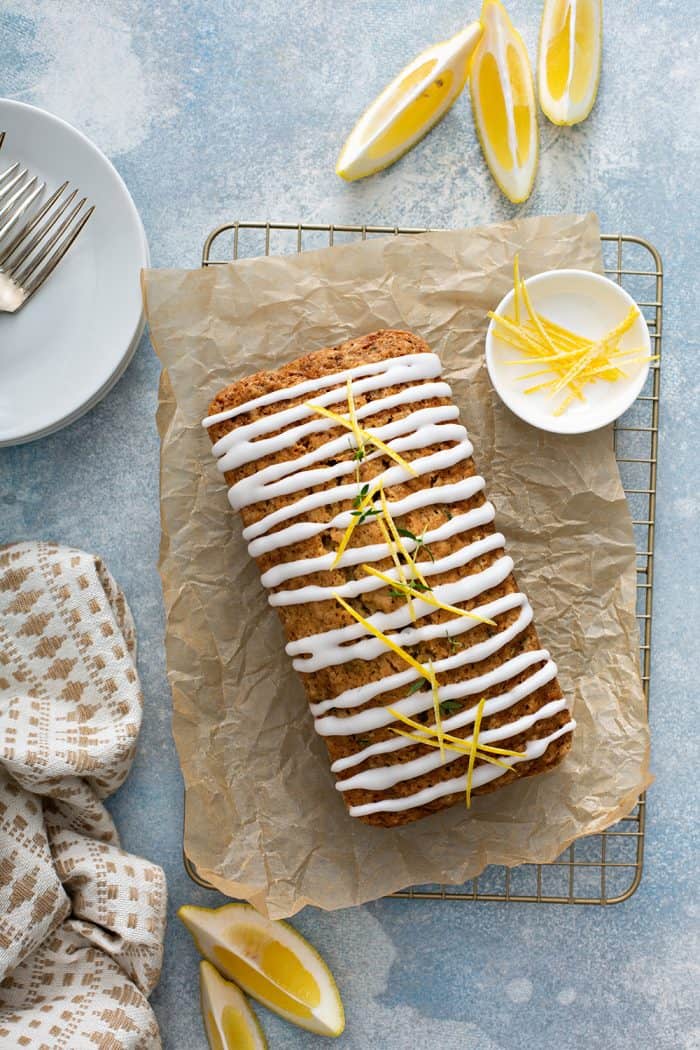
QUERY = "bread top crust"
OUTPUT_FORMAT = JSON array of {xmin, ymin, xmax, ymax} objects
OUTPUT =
[{"xmin": 204, "ymin": 330, "xmax": 573, "ymax": 826}]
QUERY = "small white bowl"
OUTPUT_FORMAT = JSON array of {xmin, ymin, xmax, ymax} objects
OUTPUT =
[{"xmin": 485, "ymin": 268, "xmax": 651, "ymax": 435}]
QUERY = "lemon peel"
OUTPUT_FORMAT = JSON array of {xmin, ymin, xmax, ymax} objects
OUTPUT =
[
  {"xmin": 470, "ymin": 0, "xmax": 539, "ymax": 203},
  {"xmin": 538, "ymin": 0, "xmax": 602, "ymax": 126},
  {"xmin": 179, "ymin": 904, "xmax": 345, "ymax": 1038},
  {"xmin": 386, "ymin": 704, "xmax": 523, "ymax": 761},
  {"xmin": 336, "ymin": 23, "xmax": 482, "ymax": 180},
  {"xmin": 465, "ymin": 696, "xmax": 486, "ymax": 806},
  {"xmin": 378, "ymin": 486, "xmax": 430, "ymax": 590}
]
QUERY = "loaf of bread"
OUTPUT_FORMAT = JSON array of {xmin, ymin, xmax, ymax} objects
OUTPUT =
[{"xmin": 204, "ymin": 330, "xmax": 574, "ymax": 827}]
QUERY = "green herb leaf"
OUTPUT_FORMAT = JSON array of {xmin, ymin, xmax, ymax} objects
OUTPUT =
[
  {"xmin": 439, "ymin": 699, "xmax": 462, "ymax": 716},
  {"xmin": 410, "ymin": 580, "xmax": 431, "ymax": 593},
  {"xmin": 355, "ymin": 505, "xmax": 380, "ymax": 525},
  {"xmin": 421, "ymin": 541, "xmax": 436, "ymax": 562},
  {"xmin": 397, "ymin": 527, "xmax": 419, "ymax": 543},
  {"xmin": 352, "ymin": 482, "xmax": 370, "ymax": 508},
  {"xmin": 356, "ymin": 736, "xmax": 371, "ymax": 746},
  {"xmin": 397, "ymin": 526, "xmax": 434, "ymax": 563},
  {"xmin": 388, "ymin": 586, "xmax": 406, "ymax": 598},
  {"xmin": 444, "ymin": 507, "xmax": 453, "ymax": 521},
  {"xmin": 407, "ymin": 680, "xmax": 424, "ymax": 696}
]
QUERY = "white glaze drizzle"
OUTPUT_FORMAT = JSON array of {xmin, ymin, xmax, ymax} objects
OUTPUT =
[
  {"xmin": 216, "ymin": 377, "xmax": 451, "ymax": 472},
  {"xmin": 242, "ymin": 440, "xmax": 474, "ymax": 544},
  {"xmin": 335, "ymin": 698, "xmax": 570, "ymax": 790},
  {"xmin": 314, "ymin": 651, "xmax": 556, "ymax": 737},
  {"xmin": 347, "ymin": 722, "xmax": 576, "ymax": 817},
  {"xmin": 332, "ymin": 695, "xmax": 568, "ymax": 774},
  {"xmin": 203, "ymin": 352, "xmax": 441, "ymax": 429},
  {"xmin": 259, "ymin": 503, "xmax": 497, "ymax": 589},
  {"xmin": 270, "ymin": 531, "xmax": 506, "ymax": 608},
  {"xmin": 309, "ymin": 594, "xmax": 531, "ymax": 716},
  {"xmin": 288, "ymin": 556, "xmax": 514, "ymax": 672},
  {"xmin": 205, "ymin": 351, "xmax": 572, "ymax": 817},
  {"xmin": 228, "ymin": 407, "xmax": 460, "ymax": 511},
  {"xmin": 248, "ymin": 474, "xmax": 486, "ymax": 558}
]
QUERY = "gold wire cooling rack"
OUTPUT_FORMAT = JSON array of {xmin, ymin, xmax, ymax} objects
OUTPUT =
[{"xmin": 186, "ymin": 223, "xmax": 662, "ymax": 906}]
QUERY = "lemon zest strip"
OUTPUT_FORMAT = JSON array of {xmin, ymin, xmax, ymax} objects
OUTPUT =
[
  {"xmin": 361, "ymin": 564, "xmax": 496, "ymax": 626},
  {"xmin": 378, "ymin": 487, "xmax": 430, "ymax": 591},
  {"xmin": 386, "ymin": 706, "xmax": 523, "ymax": 759},
  {"xmin": 390, "ymin": 726, "xmax": 515, "ymax": 772},
  {"xmin": 518, "ymin": 275, "xmax": 559, "ymax": 355},
  {"xmin": 428, "ymin": 660, "xmax": 444, "ymax": 759},
  {"xmin": 465, "ymin": 696, "xmax": 486, "ymax": 807},
  {"xmin": 487, "ymin": 311, "xmax": 554, "ymax": 357},
  {"xmin": 376, "ymin": 513, "xmax": 415, "ymax": 621},
  {"xmin": 304, "ymin": 401, "xmax": 419, "ymax": 477},
  {"xmin": 345, "ymin": 377, "xmax": 364, "ymax": 451},
  {"xmin": 331, "ymin": 478, "xmax": 384, "ymax": 568},
  {"xmin": 332, "ymin": 593, "xmax": 434, "ymax": 683}
]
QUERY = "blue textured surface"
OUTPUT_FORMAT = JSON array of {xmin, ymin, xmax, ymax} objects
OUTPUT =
[{"xmin": 1, "ymin": 2, "xmax": 699, "ymax": 1047}]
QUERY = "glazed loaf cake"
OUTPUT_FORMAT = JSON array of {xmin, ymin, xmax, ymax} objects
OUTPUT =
[{"xmin": 204, "ymin": 330, "xmax": 574, "ymax": 827}]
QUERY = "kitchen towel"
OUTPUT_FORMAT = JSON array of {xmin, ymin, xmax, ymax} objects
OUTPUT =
[{"xmin": 0, "ymin": 541, "xmax": 165, "ymax": 1050}]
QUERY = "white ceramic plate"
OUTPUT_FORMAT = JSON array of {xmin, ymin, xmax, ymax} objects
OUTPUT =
[
  {"xmin": 485, "ymin": 269, "xmax": 651, "ymax": 435},
  {"xmin": 0, "ymin": 99, "xmax": 149, "ymax": 446}
]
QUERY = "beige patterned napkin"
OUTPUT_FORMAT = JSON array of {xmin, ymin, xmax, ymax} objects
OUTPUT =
[{"xmin": 0, "ymin": 541, "xmax": 165, "ymax": 1050}]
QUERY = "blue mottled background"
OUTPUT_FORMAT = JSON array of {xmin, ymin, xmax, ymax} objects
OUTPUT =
[{"xmin": 1, "ymin": 1, "xmax": 699, "ymax": 1047}]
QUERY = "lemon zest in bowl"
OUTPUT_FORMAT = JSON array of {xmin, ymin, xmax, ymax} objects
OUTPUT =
[{"xmin": 489, "ymin": 258, "xmax": 659, "ymax": 415}]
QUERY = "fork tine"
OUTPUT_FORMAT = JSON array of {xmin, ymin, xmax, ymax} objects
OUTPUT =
[
  {"xmin": 0, "ymin": 166, "xmax": 29, "ymax": 204},
  {"xmin": 0, "ymin": 178, "xmax": 45, "ymax": 245},
  {"xmin": 22, "ymin": 204, "xmax": 94, "ymax": 302},
  {"xmin": 0, "ymin": 173, "xmax": 37, "ymax": 225},
  {"xmin": 13, "ymin": 194, "xmax": 85, "ymax": 285},
  {"xmin": 0, "ymin": 161, "xmax": 20, "ymax": 188},
  {"xmin": 0, "ymin": 182, "xmax": 71, "ymax": 269}
]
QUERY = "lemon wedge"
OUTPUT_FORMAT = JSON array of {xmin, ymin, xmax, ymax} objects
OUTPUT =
[
  {"xmin": 538, "ymin": 0, "xmax": 602, "ymax": 125},
  {"xmin": 469, "ymin": 0, "xmax": 538, "ymax": 203},
  {"xmin": 336, "ymin": 22, "xmax": 482, "ymax": 180},
  {"xmin": 200, "ymin": 961, "xmax": 267, "ymax": 1050},
  {"xmin": 179, "ymin": 903, "xmax": 345, "ymax": 1038}
]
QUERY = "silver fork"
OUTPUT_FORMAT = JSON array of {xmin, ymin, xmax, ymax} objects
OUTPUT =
[{"xmin": 0, "ymin": 141, "xmax": 95, "ymax": 313}]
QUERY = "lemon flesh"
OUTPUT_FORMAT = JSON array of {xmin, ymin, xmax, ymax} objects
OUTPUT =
[
  {"xmin": 180, "ymin": 903, "xmax": 345, "ymax": 1038},
  {"xmin": 200, "ymin": 961, "xmax": 267, "ymax": 1050},
  {"xmin": 336, "ymin": 22, "xmax": 482, "ymax": 180},
  {"xmin": 470, "ymin": 0, "xmax": 538, "ymax": 203},
  {"xmin": 538, "ymin": 0, "xmax": 602, "ymax": 125}
]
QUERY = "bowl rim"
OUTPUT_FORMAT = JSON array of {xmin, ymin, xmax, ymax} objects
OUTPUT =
[{"xmin": 484, "ymin": 267, "xmax": 651, "ymax": 436}]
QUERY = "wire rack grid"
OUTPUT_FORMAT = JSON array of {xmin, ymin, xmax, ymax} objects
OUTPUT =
[{"xmin": 189, "ymin": 222, "xmax": 662, "ymax": 906}]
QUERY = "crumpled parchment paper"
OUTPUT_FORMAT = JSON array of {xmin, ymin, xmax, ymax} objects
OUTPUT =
[{"xmin": 142, "ymin": 212, "xmax": 651, "ymax": 918}]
